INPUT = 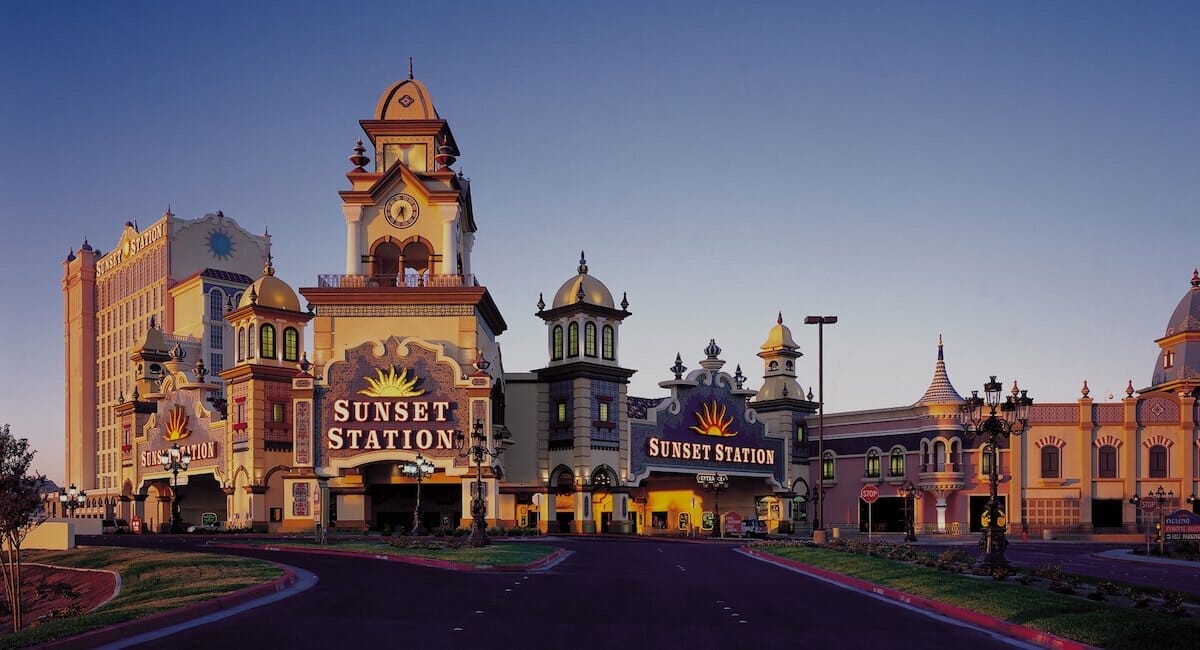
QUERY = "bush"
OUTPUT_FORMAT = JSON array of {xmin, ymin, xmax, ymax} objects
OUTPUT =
[{"xmin": 1032, "ymin": 563, "xmax": 1064, "ymax": 582}]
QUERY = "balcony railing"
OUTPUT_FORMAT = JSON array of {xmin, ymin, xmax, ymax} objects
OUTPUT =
[{"xmin": 316, "ymin": 273, "xmax": 477, "ymax": 289}]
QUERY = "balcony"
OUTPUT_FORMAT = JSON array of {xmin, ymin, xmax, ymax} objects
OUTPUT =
[
  {"xmin": 317, "ymin": 273, "xmax": 477, "ymax": 289},
  {"xmin": 918, "ymin": 461, "xmax": 964, "ymax": 491}
]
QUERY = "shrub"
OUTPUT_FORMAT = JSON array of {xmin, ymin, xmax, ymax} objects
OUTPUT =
[{"xmin": 1032, "ymin": 563, "xmax": 1064, "ymax": 582}]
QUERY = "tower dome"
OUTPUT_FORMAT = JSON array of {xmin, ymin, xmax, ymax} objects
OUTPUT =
[
  {"xmin": 239, "ymin": 258, "xmax": 301, "ymax": 312},
  {"xmin": 551, "ymin": 251, "xmax": 615, "ymax": 309},
  {"xmin": 760, "ymin": 312, "xmax": 799, "ymax": 352},
  {"xmin": 1148, "ymin": 269, "xmax": 1200, "ymax": 392}
]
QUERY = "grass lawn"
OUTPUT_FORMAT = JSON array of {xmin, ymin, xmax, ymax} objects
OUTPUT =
[
  {"xmin": 1, "ymin": 547, "xmax": 282, "ymax": 649},
  {"xmin": 256, "ymin": 539, "xmax": 559, "ymax": 566},
  {"xmin": 761, "ymin": 546, "xmax": 1199, "ymax": 650}
]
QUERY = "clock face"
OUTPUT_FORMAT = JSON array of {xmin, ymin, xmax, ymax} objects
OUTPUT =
[
  {"xmin": 206, "ymin": 228, "xmax": 235, "ymax": 260},
  {"xmin": 384, "ymin": 194, "xmax": 420, "ymax": 229}
]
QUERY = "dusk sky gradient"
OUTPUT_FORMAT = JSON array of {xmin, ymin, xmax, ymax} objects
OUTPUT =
[{"xmin": 2, "ymin": 1, "xmax": 1197, "ymax": 481}]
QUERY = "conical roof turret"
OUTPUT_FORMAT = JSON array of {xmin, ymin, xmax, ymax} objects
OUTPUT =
[{"xmin": 916, "ymin": 336, "xmax": 964, "ymax": 406}]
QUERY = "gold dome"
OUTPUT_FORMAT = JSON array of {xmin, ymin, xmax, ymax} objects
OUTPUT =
[
  {"xmin": 551, "ymin": 252, "xmax": 615, "ymax": 309},
  {"xmin": 760, "ymin": 312, "xmax": 799, "ymax": 351},
  {"xmin": 239, "ymin": 261, "xmax": 301, "ymax": 312}
]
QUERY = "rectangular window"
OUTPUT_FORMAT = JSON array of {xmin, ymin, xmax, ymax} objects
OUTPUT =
[
  {"xmin": 1148, "ymin": 446, "xmax": 1168, "ymax": 478},
  {"xmin": 598, "ymin": 401, "xmax": 610, "ymax": 422},
  {"xmin": 210, "ymin": 325, "xmax": 223, "ymax": 349},
  {"xmin": 556, "ymin": 401, "xmax": 567, "ymax": 424},
  {"xmin": 1040, "ymin": 446, "xmax": 1060, "ymax": 478},
  {"xmin": 1097, "ymin": 446, "xmax": 1117, "ymax": 478},
  {"xmin": 272, "ymin": 403, "xmax": 285, "ymax": 423},
  {"xmin": 210, "ymin": 352, "xmax": 224, "ymax": 375},
  {"xmin": 821, "ymin": 456, "xmax": 835, "ymax": 481},
  {"xmin": 795, "ymin": 423, "xmax": 805, "ymax": 443}
]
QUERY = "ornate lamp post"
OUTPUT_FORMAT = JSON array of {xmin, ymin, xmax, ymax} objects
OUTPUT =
[
  {"xmin": 959, "ymin": 376, "xmax": 1033, "ymax": 573},
  {"xmin": 1153, "ymin": 485, "xmax": 1173, "ymax": 556},
  {"xmin": 158, "ymin": 442, "xmax": 192, "ymax": 533},
  {"xmin": 455, "ymin": 419, "xmax": 509, "ymax": 547},
  {"xmin": 899, "ymin": 480, "xmax": 922, "ymax": 543},
  {"xmin": 400, "ymin": 453, "xmax": 436, "ymax": 535},
  {"xmin": 58, "ymin": 484, "xmax": 87, "ymax": 518},
  {"xmin": 803, "ymin": 315, "xmax": 837, "ymax": 537},
  {"xmin": 697, "ymin": 473, "xmax": 729, "ymax": 538}
]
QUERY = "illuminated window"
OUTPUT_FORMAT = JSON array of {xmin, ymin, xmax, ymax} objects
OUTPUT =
[
  {"xmin": 556, "ymin": 400, "xmax": 567, "ymax": 423},
  {"xmin": 551, "ymin": 325, "xmax": 563, "ymax": 361},
  {"xmin": 248, "ymin": 325, "xmax": 256, "ymax": 358},
  {"xmin": 1149, "ymin": 445, "xmax": 1168, "ymax": 478},
  {"xmin": 1098, "ymin": 445, "xmax": 1117, "ymax": 478},
  {"xmin": 567, "ymin": 322, "xmax": 579, "ymax": 357},
  {"xmin": 584, "ymin": 322, "xmax": 597, "ymax": 357},
  {"xmin": 598, "ymin": 401, "xmax": 610, "ymax": 422},
  {"xmin": 602, "ymin": 326, "xmax": 614, "ymax": 360},
  {"xmin": 237, "ymin": 327, "xmax": 245, "ymax": 361},
  {"xmin": 260, "ymin": 324, "xmax": 276, "ymax": 359},
  {"xmin": 272, "ymin": 403, "xmax": 285, "ymax": 423},
  {"xmin": 795, "ymin": 422, "xmax": 806, "ymax": 444},
  {"xmin": 821, "ymin": 452, "xmax": 835, "ymax": 481},
  {"xmin": 889, "ymin": 448, "xmax": 905, "ymax": 477},
  {"xmin": 1040, "ymin": 446, "xmax": 1060, "ymax": 478},
  {"xmin": 865, "ymin": 450, "xmax": 880, "ymax": 478},
  {"xmin": 283, "ymin": 327, "xmax": 299, "ymax": 362}
]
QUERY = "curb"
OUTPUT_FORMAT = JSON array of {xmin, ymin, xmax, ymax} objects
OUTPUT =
[
  {"xmin": 42, "ymin": 563, "xmax": 298, "ymax": 650},
  {"xmin": 214, "ymin": 542, "xmax": 567, "ymax": 572},
  {"xmin": 737, "ymin": 547, "xmax": 1095, "ymax": 650}
]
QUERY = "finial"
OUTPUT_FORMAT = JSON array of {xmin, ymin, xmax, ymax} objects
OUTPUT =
[
  {"xmin": 734, "ymin": 364, "xmax": 746, "ymax": 389},
  {"xmin": 671, "ymin": 353, "xmax": 686, "ymax": 380},
  {"xmin": 408, "ymin": 56, "xmax": 414, "ymax": 80},
  {"xmin": 117, "ymin": 390, "xmax": 125, "ymax": 404},
  {"xmin": 777, "ymin": 311, "xmax": 783, "ymax": 325},
  {"xmin": 474, "ymin": 349, "xmax": 491, "ymax": 372},
  {"xmin": 194, "ymin": 358, "xmax": 208, "ymax": 382},
  {"xmin": 782, "ymin": 386, "xmax": 789, "ymax": 398},
  {"xmin": 457, "ymin": 168, "xmax": 465, "ymax": 179},
  {"xmin": 132, "ymin": 386, "xmax": 140, "ymax": 401},
  {"xmin": 577, "ymin": 251, "xmax": 588, "ymax": 275},
  {"xmin": 536, "ymin": 293, "xmax": 545, "ymax": 311},
  {"xmin": 216, "ymin": 210, "xmax": 224, "ymax": 219},
  {"xmin": 66, "ymin": 249, "xmax": 76, "ymax": 262},
  {"xmin": 620, "ymin": 291, "xmax": 629, "ymax": 311},
  {"xmin": 263, "ymin": 225, "xmax": 270, "ymax": 238},
  {"xmin": 1011, "ymin": 380, "xmax": 1020, "ymax": 398},
  {"xmin": 1192, "ymin": 268, "xmax": 1199, "ymax": 288},
  {"xmin": 299, "ymin": 352, "xmax": 312, "ymax": 374},
  {"xmin": 307, "ymin": 303, "xmax": 315, "ymax": 315},
  {"xmin": 349, "ymin": 139, "xmax": 370, "ymax": 171},
  {"xmin": 1081, "ymin": 380, "xmax": 1090, "ymax": 398},
  {"xmin": 164, "ymin": 203, "xmax": 174, "ymax": 218},
  {"xmin": 225, "ymin": 297, "xmax": 234, "ymax": 315},
  {"xmin": 264, "ymin": 254, "xmax": 275, "ymax": 276},
  {"xmin": 1125, "ymin": 380, "xmax": 1135, "ymax": 397},
  {"xmin": 576, "ymin": 284, "xmax": 585, "ymax": 303},
  {"xmin": 435, "ymin": 137, "xmax": 456, "ymax": 170},
  {"xmin": 704, "ymin": 338, "xmax": 721, "ymax": 359},
  {"xmin": 807, "ymin": 386, "xmax": 814, "ymax": 401},
  {"xmin": 81, "ymin": 238, "xmax": 92, "ymax": 251},
  {"xmin": 149, "ymin": 315, "xmax": 156, "ymax": 330},
  {"xmin": 170, "ymin": 342, "xmax": 186, "ymax": 361},
  {"xmin": 937, "ymin": 334, "xmax": 944, "ymax": 361},
  {"xmin": 249, "ymin": 286, "xmax": 258, "ymax": 305}
]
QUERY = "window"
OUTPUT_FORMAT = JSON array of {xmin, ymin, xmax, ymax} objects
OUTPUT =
[
  {"xmin": 1164, "ymin": 350, "xmax": 1175, "ymax": 369},
  {"xmin": 1040, "ymin": 446, "xmax": 1060, "ymax": 478},
  {"xmin": 237, "ymin": 327, "xmax": 245, "ymax": 361},
  {"xmin": 208, "ymin": 289, "xmax": 224, "ymax": 320},
  {"xmin": 272, "ymin": 403, "xmax": 285, "ymax": 423},
  {"xmin": 556, "ymin": 401, "xmax": 567, "ymax": 424},
  {"xmin": 210, "ymin": 352, "xmax": 223, "ymax": 375},
  {"xmin": 981, "ymin": 444, "xmax": 994, "ymax": 475},
  {"xmin": 821, "ymin": 452, "xmax": 835, "ymax": 481},
  {"xmin": 795, "ymin": 422, "xmax": 806, "ymax": 444},
  {"xmin": 1149, "ymin": 445, "xmax": 1168, "ymax": 478},
  {"xmin": 551, "ymin": 326, "xmax": 563, "ymax": 361},
  {"xmin": 283, "ymin": 327, "xmax": 299, "ymax": 362},
  {"xmin": 602, "ymin": 326, "xmax": 614, "ymax": 360},
  {"xmin": 889, "ymin": 448, "xmax": 905, "ymax": 477},
  {"xmin": 598, "ymin": 401, "xmax": 610, "ymax": 422},
  {"xmin": 567, "ymin": 322, "xmax": 579, "ymax": 357},
  {"xmin": 584, "ymin": 322, "xmax": 597, "ymax": 357},
  {"xmin": 248, "ymin": 325, "xmax": 256, "ymax": 358},
  {"xmin": 260, "ymin": 324, "xmax": 276, "ymax": 359},
  {"xmin": 934, "ymin": 441, "xmax": 947, "ymax": 471},
  {"xmin": 1098, "ymin": 445, "xmax": 1117, "ymax": 478},
  {"xmin": 210, "ymin": 325, "xmax": 223, "ymax": 349},
  {"xmin": 865, "ymin": 450, "xmax": 880, "ymax": 478}
]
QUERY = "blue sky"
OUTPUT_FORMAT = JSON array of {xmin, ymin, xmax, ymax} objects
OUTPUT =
[{"xmin": 2, "ymin": 1, "xmax": 1197, "ymax": 481}]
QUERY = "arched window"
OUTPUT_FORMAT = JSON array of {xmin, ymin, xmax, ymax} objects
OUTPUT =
[
  {"xmin": 865, "ymin": 450, "xmax": 880, "ymax": 478},
  {"xmin": 601, "ymin": 325, "xmax": 614, "ymax": 360},
  {"xmin": 372, "ymin": 241, "xmax": 401, "ymax": 285},
  {"xmin": 584, "ymin": 322, "xmax": 597, "ymax": 357},
  {"xmin": 551, "ymin": 325, "xmax": 564, "ymax": 361},
  {"xmin": 821, "ymin": 451, "xmax": 836, "ymax": 481},
  {"xmin": 1040, "ymin": 446, "xmax": 1060, "ymax": 478},
  {"xmin": 237, "ymin": 327, "xmax": 245, "ymax": 362},
  {"xmin": 283, "ymin": 327, "xmax": 299, "ymax": 362},
  {"xmin": 934, "ymin": 441, "xmax": 947, "ymax": 471},
  {"xmin": 889, "ymin": 447, "xmax": 905, "ymax": 477},
  {"xmin": 769, "ymin": 360, "xmax": 779, "ymax": 371},
  {"xmin": 1149, "ymin": 444, "xmax": 1168, "ymax": 478},
  {"xmin": 208, "ymin": 288, "xmax": 224, "ymax": 320},
  {"xmin": 567, "ymin": 322, "xmax": 579, "ymax": 357},
  {"xmin": 402, "ymin": 240, "xmax": 431, "ymax": 275},
  {"xmin": 247, "ymin": 324, "xmax": 256, "ymax": 358},
  {"xmin": 1098, "ymin": 445, "xmax": 1118, "ymax": 478},
  {"xmin": 260, "ymin": 324, "xmax": 275, "ymax": 359}
]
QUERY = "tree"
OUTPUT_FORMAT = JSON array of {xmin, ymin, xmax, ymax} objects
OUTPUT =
[{"xmin": 0, "ymin": 424, "xmax": 48, "ymax": 632}]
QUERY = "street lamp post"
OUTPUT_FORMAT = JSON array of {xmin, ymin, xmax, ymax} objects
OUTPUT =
[
  {"xmin": 1153, "ymin": 485, "xmax": 1174, "ymax": 557},
  {"xmin": 804, "ymin": 315, "xmax": 837, "ymax": 538},
  {"xmin": 158, "ymin": 442, "xmax": 192, "ymax": 533},
  {"xmin": 899, "ymin": 480, "xmax": 922, "ymax": 543},
  {"xmin": 697, "ymin": 473, "xmax": 729, "ymax": 538},
  {"xmin": 455, "ymin": 419, "xmax": 510, "ymax": 547},
  {"xmin": 1129, "ymin": 493, "xmax": 1148, "ymax": 554},
  {"xmin": 960, "ymin": 376, "xmax": 1033, "ymax": 573},
  {"xmin": 400, "ymin": 453, "xmax": 436, "ymax": 535},
  {"xmin": 58, "ymin": 484, "xmax": 86, "ymax": 518}
]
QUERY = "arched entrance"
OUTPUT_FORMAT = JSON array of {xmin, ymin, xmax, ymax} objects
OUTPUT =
[
  {"xmin": 551, "ymin": 466, "xmax": 575, "ymax": 533},
  {"xmin": 360, "ymin": 461, "xmax": 462, "ymax": 534},
  {"xmin": 372, "ymin": 241, "xmax": 401, "ymax": 285}
]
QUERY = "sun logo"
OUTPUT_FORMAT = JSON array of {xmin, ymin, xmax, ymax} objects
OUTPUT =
[
  {"xmin": 162, "ymin": 404, "xmax": 191, "ymax": 441},
  {"xmin": 358, "ymin": 366, "xmax": 425, "ymax": 398},
  {"xmin": 689, "ymin": 401, "xmax": 738, "ymax": 437}
]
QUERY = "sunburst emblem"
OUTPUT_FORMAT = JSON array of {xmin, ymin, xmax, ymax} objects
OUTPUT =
[
  {"xmin": 162, "ymin": 404, "xmax": 191, "ymax": 442},
  {"xmin": 689, "ymin": 401, "xmax": 738, "ymax": 437},
  {"xmin": 206, "ymin": 228, "xmax": 235, "ymax": 260},
  {"xmin": 358, "ymin": 366, "xmax": 425, "ymax": 398}
]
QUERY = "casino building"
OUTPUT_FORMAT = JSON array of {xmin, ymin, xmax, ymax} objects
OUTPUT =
[{"xmin": 62, "ymin": 73, "xmax": 1200, "ymax": 538}]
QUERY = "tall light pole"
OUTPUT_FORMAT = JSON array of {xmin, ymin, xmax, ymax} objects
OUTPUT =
[
  {"xmin": 59, "ymin": 484, "xmax": 86, "ymax": 518},
  {"xmin": 697, "ymin": 473, "xmax": 729, "ymax": 538},
  {"xmin": 960, "ymin": 377, "xmax": 1033, "ymax": 573},
  {"xmin": 804, "ymin": 315, "xmax": 837, "ymax": 537},
  {"xmin": 899, "ymin": 479, "xmax": 921, "ymax": 543},
  {"xmin": 400, "ymin": 453, "xmax": 436, "ymax": 535},
  {"xmin": 158, "ymin": 442, "xmax": 191, "ymax": 533},
  {"xmin": 1153, "ymin": 485, "xmax": 1173, "ymax": 557},
  {"xmin": 455, "ymin": 419, "xmax": 510, "ymax": 547}
]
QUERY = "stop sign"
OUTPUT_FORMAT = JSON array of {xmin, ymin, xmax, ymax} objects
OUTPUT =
[
  {"xmin": 860, "ymin": 484, "xmax": 880, "ymax": 504},
  {"xmin": 1141, "ymin": 498, "xmax": 1156, "ymax": 513}
]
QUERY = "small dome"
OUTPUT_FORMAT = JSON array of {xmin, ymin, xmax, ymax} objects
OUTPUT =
[
  {"xmin": 1148, "ymin": 269, "xmax": 1200, "ymax": 389},
  {"xmin": 1162, "ymin": 269, "xmax": 1200, "ymax": 338},
  {"xmin": 551, "ymin": 252, "xmax": 615, "ymax": 309},
  {"xmin": 239, "ymin": 260, "xmax": 301, "ymax": 312},
  {"xmin": 760, "ymin": 312, "xmax": 799, "ymax": 351}
]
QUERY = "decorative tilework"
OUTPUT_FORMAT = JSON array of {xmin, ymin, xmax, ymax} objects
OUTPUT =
[
  {"xmin": 1029, "ymin": 405, "xmax": 1076, "ymax": 424},
  {"xmin": 1095, "ymin": 404, "xmax": 1123, "ymax": 424},
  {"xmin": 1139, "ymin": 398, "xmax": 1178, "ymax": 423},
  {"xmin": 316, "ymin": 305, "xmax": 474, "ymax": 317}
]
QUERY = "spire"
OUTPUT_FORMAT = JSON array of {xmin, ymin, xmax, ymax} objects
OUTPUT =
[
  {"xmin": 620, "ymin": 291, "xmax": 629, "ymax": 311},
  {"xmin": 164, "ymin": 204, "xmax": 174, "ymax": 218},
  {"xmin": 578, "ymin": 251, "xmax": 588, "ymax": 275},
  {"xmin": 777, "ymin": 311, "xmax": 783, "ymax": 325},
  {"xmin": 536, "ymin": 293, "xmax": 546, "ymax": 312},
  {"xmin": 916, "ymin": 336, "xmax": 964, "ymax": 406},
  {"xmin": 264, "ymin": 254, "xmax": 275, "ymax": 277},
  {"xmin": 1192, "ymin": 267, "xmax": 1199, "ymax": 289},
  {"xmin": 408, "ymin": 56, "xmax": 414, "ymax": 80}
]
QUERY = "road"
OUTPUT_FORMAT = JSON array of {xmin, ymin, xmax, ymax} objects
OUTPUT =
[{"xmin": 90, "ymin": 537, "xmax": 1023, "ymax": 649}]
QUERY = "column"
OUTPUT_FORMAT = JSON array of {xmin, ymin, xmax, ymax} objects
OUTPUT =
[
  {"xmin": 935, "ymin": 495, "xmax": 948, "ymax": 533},
  {"xmin": 575, "ymin": 488, "xmax": 593, "ymax": 533},
  {"xmin": 343, "ymin": 205, "xmax": 363, "ymax": 275},
  {"xmin": 461, "ymin": 232, "xmax": 474, "ymax": 278},
  {"xmin": 439, "ymin": 204, "xmax": 459, "ymax": 276},
  {"xmin": 539, "ymin": 490, "xmax": 556, "ymax": 535},
  {"xmin": 613, "ymin": 492, "xmax": 630, "ymax": 534}
]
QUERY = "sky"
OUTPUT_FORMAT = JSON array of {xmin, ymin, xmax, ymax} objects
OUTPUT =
[{"xmin": 1, "ymin": 1, "xmax": 1197, "ymax": 482}]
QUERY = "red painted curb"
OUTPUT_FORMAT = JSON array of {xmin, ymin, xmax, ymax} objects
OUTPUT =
[
  {"xmin": 739, "ymin": 548, "xmax": 1095, "ymax": 650},
  {"xmin": 214, "ymin": 542, "xmax": 565, "ymax": 572},
  {"xmin": 42, "ymin": 564, "xmax": 297, "ymax": 650}
]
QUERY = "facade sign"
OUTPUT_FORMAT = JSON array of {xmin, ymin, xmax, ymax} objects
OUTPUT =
[
  {"xmin": 1163, "ymin": 509, "xmax": 1200, "ymax": 541},
  {"xmin": 320, "ymin": 339, "xmax": 469, "ymax": 462},
  {"xmin": 97, "ymin": 221, "xmax": 168, "ymax": 275},
  {"xmin": 140, "ymin": 441, "xmax": 217, "ymax": 468}
]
